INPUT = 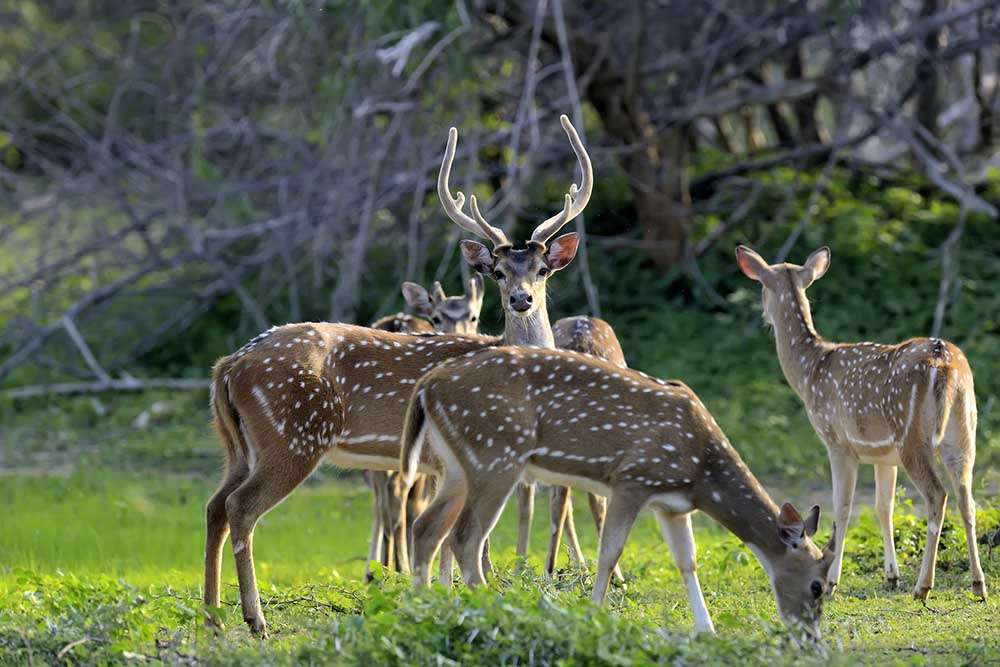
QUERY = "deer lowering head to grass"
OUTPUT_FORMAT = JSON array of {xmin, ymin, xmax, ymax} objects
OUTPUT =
[
  {"xmin": 365, "ymin": 277, "xmax": 485, "ymax": 578},
  {"xmin": 205, "ymin": 115, "xmax": 594, "ymax": 636},
  {"xmin": 402, "ymin": 347, "xmax": 835, "ymax": 637},
  {"xmin": 736, "ymin": 245, "xmax": 985, "ymax": 601}
]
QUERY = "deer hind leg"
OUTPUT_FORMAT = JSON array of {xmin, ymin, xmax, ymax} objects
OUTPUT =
[
  {"xmin": 901, "ymin": 443, "xmax": 947, "ymax": 600},
  {"xmin": 516, "ymin": 482, "xmax": 536, "ymax": 561},
  {"xmin": 450, "ymin": 473, "xmax": 519, "ymax": 587},
  {"xmin": 826, "ymin": 448, "xmax": 858, "ymax": 592},
  {"xmin": 224, "ymin": 451, "xmax": 321, "ymax": 637},
  {"xmin": 412, "ymin": 443, "xmax": 467, "ymax": 589},
  {"xmin": 656, "ymin": 510, "xmax": 715, "ymax": 634},
  {"xmin": 593, "ymin": 487, "xmax": 645, "ymax": 606},
  {"xmin": 873, "ymin": 464, "xmax": 900, "ymax": 588},
  {"xmin": 412, "ymin": 478, "xmax": 465, "ymax": 588},
  {"xmin": 204, "ymin": 461, "xmax": 250, "ymax": 622},
  {"xmin": 940, "ymin": 418, "xmax": 986, "ymax": 600}
]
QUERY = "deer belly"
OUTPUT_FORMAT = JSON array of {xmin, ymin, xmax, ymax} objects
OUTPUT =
[
  {"xmin": 524, "ymin": 464, "xmax": 612, "ymax": 497},
  {"xmin": 840, "ymin": 417, "xmax": 901, "ymax": 465}
]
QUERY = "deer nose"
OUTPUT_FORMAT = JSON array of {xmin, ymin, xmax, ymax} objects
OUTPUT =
[{"xmin": 509, "ymin": 292, "xmax": 533, "ymax": 312}]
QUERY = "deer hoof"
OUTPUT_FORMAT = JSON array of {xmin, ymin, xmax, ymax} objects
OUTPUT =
[
  {"xmin": 246, "ymin": 617, "xmax": 268, "ymax": 638},
  {"xmin": 972, "ymin": 580, "xmax": 987, "ymax": 601},
  {"xmin": 913, "ymin": 585, "xmax": 931, "ymax": 601}
]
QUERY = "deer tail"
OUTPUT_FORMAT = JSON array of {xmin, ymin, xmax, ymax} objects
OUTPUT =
[
  {"xmin": 210, "ymin": 356, "xmax": 247, "ymax": 469},
  {"xmin": 400, "ymin": 388, "xmax": 428, "ymax": 487}
]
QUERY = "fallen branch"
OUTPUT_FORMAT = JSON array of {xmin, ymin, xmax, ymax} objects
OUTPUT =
[{"xmin": 4, "ymin": 378, "xmax": 210, "ymax": 399}]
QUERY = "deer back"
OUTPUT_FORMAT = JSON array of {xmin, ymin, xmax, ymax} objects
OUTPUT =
[{"xmin": 553, "ymin": 316, "xmax": 626, "ymax": 368}]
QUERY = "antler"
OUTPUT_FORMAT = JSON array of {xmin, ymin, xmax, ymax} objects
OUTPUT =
[
  {"xmin": 438, "ymin": 127, "xmax": 510, "ymax": 248},
  {"xmin": 529, "ymin": 114, "xmax": 593, "ymax": 245}
]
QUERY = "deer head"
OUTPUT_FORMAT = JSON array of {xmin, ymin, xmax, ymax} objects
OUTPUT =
[
  {"xmin": 735, "ymin": 245, "xmax": 830, "ymax": 327},
  {"xmin": 761, "ymin": 503, "xmax": 836, "ymax": 641},
  {"xmin": 438, "ymin": 115, "xmax": 591, "ymax": 326},
  {"xmin": 401, "ymin": 275, "xmax": 484, "ymax": 335}
]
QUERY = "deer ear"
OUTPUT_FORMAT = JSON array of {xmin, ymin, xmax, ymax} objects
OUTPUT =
[
  {"xmin": 431, "ymin": 281, "xmax": 447, "ymax": 305},
  {"xmin": 467, "ymin": 274, "xmax": 484, "ymax": 307},
  {"xmin": 799, "ymin": 246, "xmax": 831, "ymax": 288},
  {"xmin": 401, "ymin": 282, "xmax": 434, "ymax": 316},
  {"xmin": 735, "ymin": 245, "xmax": 771, "ymax": 282},
  {"xmin": 777, "ymin": 502, "xmax": 806, "ymax": 548},
  {"xmin": 543, "ymin": 232, "xmax": 580, "ymax": 272},
  {"xmin": 461, "ymin": 240, "xmax": 495, "ymax": 275},
  {"xmin": 803, "ymin": 504, "xmax": 821, "ymax": 537}
]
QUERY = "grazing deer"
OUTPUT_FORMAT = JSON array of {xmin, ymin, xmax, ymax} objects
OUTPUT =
[
  {"xmin": 205, "ymin": 114, "xmax": 594, "ymax": 636},
  {"xmin": 401, "ymin": 347, "xmax": 835, "ymax": 637},
  {"xmin": 735, "ymin": 245, "xmax": 985, "ymax": 601},
  {"xmin": 365, "ymin": 277, "xmax": 485, "ymax": 579}
]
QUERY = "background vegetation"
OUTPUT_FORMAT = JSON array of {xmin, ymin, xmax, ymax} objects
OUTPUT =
[{"xmin": 1, "ymin": 0, "xmax": 998, "ymax": 664}]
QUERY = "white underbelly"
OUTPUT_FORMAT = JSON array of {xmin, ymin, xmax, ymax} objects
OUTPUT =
[
  {"xmin": 324, "ymin": 448, "xmax": 435, "ymax": 475},
  {"xmin": 856, "ymin": 448, "xmax": 902, "ymax": 466},
  {"xmin": 523, "ymin": 464, "xmax": 611, "ymax": 497}
]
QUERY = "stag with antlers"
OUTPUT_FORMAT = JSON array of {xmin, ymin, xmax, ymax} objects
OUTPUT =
[
  {"xmin": 736, "ymin": 245, "xmax": 985, "ymax": 601},
  {"xmin": 401, "ymin": 347, "xmax": 835, "ymax": 637},
  {"xmin": 205, "ymin": 115, "xmax": 601, "ymax": 636}
]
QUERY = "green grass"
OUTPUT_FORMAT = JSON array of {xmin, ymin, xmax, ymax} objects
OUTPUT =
[{"xmin": 1, "ymin": 458, "xmax": 998, "ymax": 664}]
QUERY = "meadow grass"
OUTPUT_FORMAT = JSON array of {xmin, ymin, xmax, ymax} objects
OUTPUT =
[
  {"xmin": 1, "ymin": 378, "xmax": 998, "ymax": 665},
  {"xmin": 1, "ymin": 464, "xmax": 998, "ymax": 664}
]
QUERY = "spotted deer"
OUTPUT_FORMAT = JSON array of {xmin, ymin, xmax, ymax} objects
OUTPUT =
[
  {"xmin": 735, "ymin": 245, "xmax": 985, "ymax": 601},
  {"xmin": 401, "ymin": 346, "xmax": 835, "ymax": 637},
  {"xmin": 205, "ymin": 114, "xmax": 595, "ymax": 636},
  {"xmin": 371, "ymin": 276, "xmax": 484, "ymax": 335},
  {"xmin": 365, "ymin": 276, "xmax": 485, "ymax": 579},
  {"xmin": 370, "ymin": 311, "xmax": 627, "ymax": 580}
]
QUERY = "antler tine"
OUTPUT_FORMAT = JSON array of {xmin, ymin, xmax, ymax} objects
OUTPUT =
[
  {"xmin": 469, "ymin": 195, "xmax": 509, "ymax": 248},
  {"xmin": 438, "ymin": 126, "xmax": 509, "ymax": 248},
  {"xmin": 530, "ymin": 114, "xmax": 594, "ymax": 245}
]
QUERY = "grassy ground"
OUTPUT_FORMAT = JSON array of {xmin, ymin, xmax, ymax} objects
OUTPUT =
[{"xmin": 1, "ymin": 392, "xmax": 998, "ymax": 665}]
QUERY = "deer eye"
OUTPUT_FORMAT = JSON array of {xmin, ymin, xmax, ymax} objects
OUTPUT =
[
  {"xmin": 470, "ymin": 315, "xmax": 477, "ymax": 322},
  {"xmin": 538, "ymin": 266, "xmax": 550, "ymax": 277},
  {"xmin": 431, "ymin": 315, "xmax": 441, "ymax": 325},
  {"xmin": 810, "ymin": 580, "xmax": 823, "ymax": 599},
  {"xmin": 492, "ymin": 269, "xmax": 506, "ymax": 281}
]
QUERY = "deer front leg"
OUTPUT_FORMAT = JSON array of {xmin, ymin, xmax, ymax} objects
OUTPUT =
[
  {"xmin": 592, "ymin": 487, "xmax": 644, "ymax": 606},
  {"xmin": 364, "ymin": 495, "xmax": 384, "ymax": 583},
  {"xmin": 588, "ymin": 493, "xmax": 623, "ymax": 582},
  {"xmin": 562, "ymin": 494, "xmax": 587, "ymax": 566},
  {"xmin": 545, "ymin": 486, "xmax": 570, "ymax": 576},
  {"xmin": 516, "ymin": 482, "xmax": 535, "ymax": 560},
  {"xmin": 826, "ymin": 448, "xmax": 858, "ymax": 593},
  {"xmin": 656, "ymin": 510, "xmax": 715, "ymax": 634},
  {"xmin": 873, "ymin": 464, "xmax": 900, "ymax": 588}
]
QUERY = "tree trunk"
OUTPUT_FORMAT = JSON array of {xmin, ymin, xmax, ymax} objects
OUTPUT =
[
  {"xmin": 787, "ymin": 49, "xmax": 821, "ymax": 144},
  {"xmin": 916, "ymin": 0, "xmax": 943, "ymax": 136}
]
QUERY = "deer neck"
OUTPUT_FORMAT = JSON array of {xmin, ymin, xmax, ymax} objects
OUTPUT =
[
  {"xmin": 501, "ymin": 302, "xmax": 555, "ymax": 348},
  {"xmin": 768, "ymin": 277, "xmax": 828, "ymax": 400},
  {"xmin": 697, "ymin": 446, "xmax": 788, "ymax": 566}
]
